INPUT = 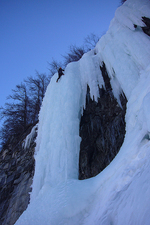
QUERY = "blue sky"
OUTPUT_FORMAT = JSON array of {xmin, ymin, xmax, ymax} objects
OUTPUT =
[{"xmin": 0, "ymin": 0, "xmax": 120, "ymax": 108}]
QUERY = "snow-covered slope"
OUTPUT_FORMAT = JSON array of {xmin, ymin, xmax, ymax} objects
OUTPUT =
[{"xmin": 15, "ymin": 0, "xmax": 150, "ymax": 224}]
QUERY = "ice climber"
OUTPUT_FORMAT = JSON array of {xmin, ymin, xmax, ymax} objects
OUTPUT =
[{"xmin": 56, "ymin": 67, "xmax": 64, "ymax": 82}]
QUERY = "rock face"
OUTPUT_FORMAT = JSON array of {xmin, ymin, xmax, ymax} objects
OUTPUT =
[
  {"xmin": 0, "ymin": 124, "xmax": 36, "ymax": 225},
  {"xmin": 79, "ymin": 63, "xmax": 127, "ymax": 180},
  {"xmin": 142, "ymin": 17, "xmax": 150, "ymax": 37}
]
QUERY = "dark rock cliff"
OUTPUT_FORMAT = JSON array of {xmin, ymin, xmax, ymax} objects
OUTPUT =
[
  {"xmin": 79, "ymin": 63, "xmax": 127, "ymax": 180},
  {"xmin": 142, "ymin": 17, "xmax": 150, "ymax": 37},
  {"xmin": 0, "ymin": 124, "xmax": 36, "ymax": 225}
]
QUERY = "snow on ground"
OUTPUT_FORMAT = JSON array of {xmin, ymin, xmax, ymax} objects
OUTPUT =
[{"xmin": 15, "ymin": 0, "xmax": 150, "ymax": 224}]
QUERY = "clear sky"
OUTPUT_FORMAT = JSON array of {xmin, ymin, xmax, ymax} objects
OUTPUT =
[{"xmin": 0, "ymin": 0, "xmax": 120, "ymax": 108}]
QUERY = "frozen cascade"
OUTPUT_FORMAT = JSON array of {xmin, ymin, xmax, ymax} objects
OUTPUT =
[
  {"xmin": 15, "ymin": 0, "xmax": 150, "ymax": 224},
  {"xmin": 22, "ymin": 125, "xmax": 37, "ymax": 149},
  {"xmin": 30, "ymin": 51, "xmax": 105, "ymax": 200}
]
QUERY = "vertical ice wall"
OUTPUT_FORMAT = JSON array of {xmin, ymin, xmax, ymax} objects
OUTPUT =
[
  {"xmin": 31, "ymin": 54, "xmax": 104, "ymax": 200},
  {"xmin": 31, "ymin": 62, "xmax": 81, "ymax": 199}
]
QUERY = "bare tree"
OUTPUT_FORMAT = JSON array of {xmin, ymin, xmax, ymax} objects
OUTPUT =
[
  {"xmin": 25, "ymin": 72, "xmax": 50, "ymax": 123},
  {"xmin": 84, "ymin": 33, "xmax": 100, "ymax": 51},
  {"xmin": 63, "ymin": 45, "xmax": 85, "ymax": 66},
  {"xmin": 7, "ymin": 83, "xmax": 29, "ymax": 128},
  {"xmin": 0, "ymin": 72, "xmax": 50, "ymax": 148},
  {"xmin": 0, "ymin": 83, "xmax": 30, "ymax": 146},
  {"xmin": 62, "ymin": 34, "xmax": 99, "ymax": 67}
]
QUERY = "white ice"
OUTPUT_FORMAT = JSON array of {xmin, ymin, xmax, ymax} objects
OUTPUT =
[
  {"xmin": 15, "ymin": 0, "xmax": 150, "ymax": 224},
  {"xmin": 22, "ymin": 125, "xmax": 37, "ymax": 149}
]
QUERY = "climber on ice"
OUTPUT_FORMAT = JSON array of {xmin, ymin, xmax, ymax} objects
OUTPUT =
[{"xmin": 56, "ymin": 67, "xmax": 64, "ymax": 82}]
